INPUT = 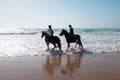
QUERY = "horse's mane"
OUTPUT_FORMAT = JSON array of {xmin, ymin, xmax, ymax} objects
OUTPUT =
[
  {"xmin": 42, "ymin": 31, "xmax": 48, "ymax": 35},
  {"xmin": 42, "ymin": 31, "xmax": 47, "ymax": 33},
  {"xmin": 63, "ymin": 29, "xmax": 67, "ymax": 32},
  {"xmin": 62, "ymin": 29, "xmax": 69, "ymax": 34}
]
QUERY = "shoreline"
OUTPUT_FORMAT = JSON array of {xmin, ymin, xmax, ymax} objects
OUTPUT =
[{"xmin": 0, "ymin": 52, "xmax": 120, "ymax": 80}]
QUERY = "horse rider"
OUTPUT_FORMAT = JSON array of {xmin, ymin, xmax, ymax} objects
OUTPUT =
[
  {"xmin": 47, "ymin": 25, "xmax": 54, "ymax": 41},
  {"xmin": 69, "ymin": 25, "xmax": 74, "ymax": 36}
]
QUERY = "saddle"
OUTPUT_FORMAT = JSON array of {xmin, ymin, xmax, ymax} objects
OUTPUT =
[
  {"xmin": 70, "ymin": 34, "xmax": 76, "ymax": 42},
  {"xmin": 47, "ymin": 35, "xmax": 53, "ymax": 42}
]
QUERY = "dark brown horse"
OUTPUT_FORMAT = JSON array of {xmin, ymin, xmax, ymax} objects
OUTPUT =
[
  {"xmin": 60, "ymin": 29, "xmax": 83, "ymax": 51},
  {"xmin": 41, "ymin": 31, "xmax": 62, "ymax": 52}
]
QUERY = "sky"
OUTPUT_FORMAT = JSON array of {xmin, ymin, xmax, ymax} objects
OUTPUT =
[{"xmin": 0, "ymin": 0, "xmax": 120, "ymax": 28}]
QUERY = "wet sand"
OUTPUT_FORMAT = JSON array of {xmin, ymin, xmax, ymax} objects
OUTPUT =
[{"xmin": 0, "ymin": 53, "xmax": 120, "ymax": 80}]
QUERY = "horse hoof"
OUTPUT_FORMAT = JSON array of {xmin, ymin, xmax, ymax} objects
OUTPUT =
[
  {"xmin": 65, "ymin": 50, "xmax": 68, "ymax": 53},
  {"xmin": 46, "ymin": 49, "xmax": 49, "ymax": 51},
  {"xmin": 81, "ymin": 48, "xmax": 85, "ymax": 51},
  {"xmin": 70, "ymin": 47, "xmax": 75, "ymax": 51},
  {"xmin": 59, "ymin": 50, "xmax": 62, "ymax": 53}
]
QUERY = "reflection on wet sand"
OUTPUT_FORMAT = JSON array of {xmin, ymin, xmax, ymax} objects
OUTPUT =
[
  {"xmin": 43, "ymin": 54, "xmax": 82, "ymax": 77},
  {"xmin": 61, "ymin": 54, "xmax": 81, "ymax": 76},
  {"xmin": 43, "ymin": 55, "xmax": 61, "ymax": 76}
]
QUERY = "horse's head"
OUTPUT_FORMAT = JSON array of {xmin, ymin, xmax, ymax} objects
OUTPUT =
[
  {"xmin": 60, "ymin": 29, "xmax": 68, "ymax": 36},
  {"xmin": 41, "ymin": 31, "xmax": 48, "ymax": 38}
]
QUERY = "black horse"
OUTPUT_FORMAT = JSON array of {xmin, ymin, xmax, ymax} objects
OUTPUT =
[
  {"xmin": 60, "ymin": 29, "xmax": 83, "ymax": 51},
  {"xmin": 41, "ymin": 31, "xmax": 62, "ymax": 52}
]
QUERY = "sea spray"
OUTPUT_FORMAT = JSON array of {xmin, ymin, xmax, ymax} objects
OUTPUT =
[{"xmin": 0, "ymin": 28, "xmax": 120, "ymax": 58}]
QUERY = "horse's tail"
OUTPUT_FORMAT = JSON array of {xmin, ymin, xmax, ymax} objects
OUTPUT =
[
  {"xmin": 58, "ymin": 39, "xmax": 61, "ymax": 49},
  {"xmin": 76, "ymin": 34, "xmax": 83, "ymax": 48},
  {"xmin": 57, "ymin": 37, "xmax": 62, "ymax": 52},
  {"xmin": 79, "ymin": 40, "xmax": 83, "ymax": 48}
]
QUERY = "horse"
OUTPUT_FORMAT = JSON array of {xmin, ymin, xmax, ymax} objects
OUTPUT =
[
  {"xmin": 60, "ymin": 29, "xmax": 83, "ymax": 51},
  {"xmin": 41, "ymin": 31, "xmax": 62, "ymax": 52}
]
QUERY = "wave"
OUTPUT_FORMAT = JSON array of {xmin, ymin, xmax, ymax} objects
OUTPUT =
[
  {"xmin": 0, "ymin": 28, "xmax": 43, "ymax": 35},
  {"xmin": 0, "ymin": 28, "xmax": 120, "ymax": 35},
  {"xmin": 80, "ymin": 28, "xmax": 120, "ymax": 33},
  {"xmin": 0, "ymin": 42, "xmax": 120, "ymax": 58},
  {"xmin": 0, "ymin": 28, "xmax": 120, "ymax": 58},
  {"xmin": 0, "ymin": 32, "xmax": 38, "ymax": 35}
]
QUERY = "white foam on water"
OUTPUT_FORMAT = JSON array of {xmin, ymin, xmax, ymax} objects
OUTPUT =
[
  {"xmin": 84, "ymin": 43, "xmax": 120, "ymax": 53},
  {"xmin": 0, "ymin": 28, "xmax": 120, "ymax": 58}
]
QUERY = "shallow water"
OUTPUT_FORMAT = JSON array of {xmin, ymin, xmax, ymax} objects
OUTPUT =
[{"xmin": 0, "ymin": 28, "xmax": 120, "ymax": 57}]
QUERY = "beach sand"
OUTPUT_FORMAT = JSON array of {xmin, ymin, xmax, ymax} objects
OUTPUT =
[{"xmin": 0, "ymin": 52, "xmax": 120, "ymax": 80}]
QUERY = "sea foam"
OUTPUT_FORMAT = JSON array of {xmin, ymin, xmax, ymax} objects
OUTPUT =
[{"xmin": 0, "ymin": 28, "xmax": 120, "ymax": 58}]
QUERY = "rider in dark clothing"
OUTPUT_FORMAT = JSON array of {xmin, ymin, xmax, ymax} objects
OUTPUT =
[
  {"xmin": 69, "ymin": 25, "xmax": 74, "ymax": 36},
  {"xmin": 69, "ymin": 25, "xmax": 75, "ymax": 42}
]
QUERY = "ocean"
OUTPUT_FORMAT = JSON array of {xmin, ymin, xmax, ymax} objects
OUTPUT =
[{"xmin": 0, "ymin": 28, "xmax": 120, "ymax": 58}]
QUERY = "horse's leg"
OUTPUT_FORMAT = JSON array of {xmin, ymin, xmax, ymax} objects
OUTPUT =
[
  {"xmin": 79, "ymin": 40, "xmax": 83, "ymax": 49},
  {"xmin": 75, "ymin": 36, "xmax": 79, "ymax": 48},
  {"xmin": 67, "ymin": 43, "xmax": 70, "ymax": 51},
  {"xmin": 52, "ymin": 43, "xmax": 57, "ymax": 50},
  {"xmin": 57, "ymin": 42, "xmax": 62, "ymax": 52},
  {"xmin": 46, "ymin": 41, "xmax": 49, "ymax": 51},
  {"xmin": 75, "ymin": 42, "xmax": 78, "ymax": 48}
]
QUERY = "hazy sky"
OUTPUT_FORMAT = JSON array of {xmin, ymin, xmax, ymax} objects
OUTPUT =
[{"xmin": 0, "ymin": 0, "xmax": 120, "ymax": 28}]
